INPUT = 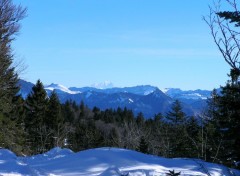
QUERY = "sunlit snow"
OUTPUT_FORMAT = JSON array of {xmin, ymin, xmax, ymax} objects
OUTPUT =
[
  {"xmin": 0, "ymin": 147, "xmax": 239, "ymax": 176},
  {"xmin": 45, "ymin": 83, "xmax": 81, "ymax": 94},
  {"xmin": 129, "ymin": 98, "xmax": 134, "ymax": 103}
]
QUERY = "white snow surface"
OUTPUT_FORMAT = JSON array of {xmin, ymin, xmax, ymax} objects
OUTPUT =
[
  {"xmin": 44, "ymin": 83, "xmax": 81, "ymax": 94},
  {"xmin": 0, "ymin": 147, "xmax": 239, "ymax": 176},
  {"xmin": 180, "ymin": 93, "xmax": 208, "ymax": 100},
  {"xmin": 129, "ymin": 98, "xmax": 134, "ymax": 103}
]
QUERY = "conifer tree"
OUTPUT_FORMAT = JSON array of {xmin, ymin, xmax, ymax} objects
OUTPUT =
[
  {"xmin": 46, "ymin": 91, "xmax": 64, "ymax": 148},
  {"xmin": 25, "ymin": 80, "xmax": 49, "ymax": 154},
  {"xmin": 138, "ymin": 136, "xmax": 148, "ymax": 154},
  {"xmin": 79, "ymin": 100, "xmax": 85, "ymax": 119},
  {"xmin": 0, "ymin": 0, "xmax": 26, "ymax": 152},
  {"xmin": 209, "ymin": 70, "xmax": 240, "ymax": 168},
  {"xmin": 62, "ymin": 100, "xmax": 75, "ymax": 123},
  {"xmin": 205, "ymin": 0, "xmax": 240, "ymax": 168},
  {"xmin": 73, "ymin": 120, "xmax": 104, "ymax": 151},
  {"xmin": 136, "ymin": 112, "xmax": 145, "ymax": 127},
  {"xmin": 166, "ymin": 100, "xmax": 188, "ymax": 157},
  {"xmin": 108, "ymin": 127, "xmax": 121, "ymax": 147},
  {"xmin": 217, "ymin": 10, "xmax": 240, "ymax": 27},
  {"xmin": 185, "ymin": 116, "xmax": 201, "ymax": 158},
  {"xmin": 166, "ymin": 100, "xmax": 186, "ymax": 124}
]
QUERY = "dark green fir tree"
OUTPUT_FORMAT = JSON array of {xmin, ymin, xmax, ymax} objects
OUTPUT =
[
  {"xmin": 209, "ymin": 69, "xmax": 240, "ymax": 168},
  {"xmin": 25, "ymin": 80, "xmax": 49, "ymax": 154},
  {"xmin": 0, "ymin": 0, "xmax": 26, "ymax": 153},
  {"xmin": 217, "ymin": 11, "xmax": 240, "ymax": 26},
  {"xmin": 166, "ymin": 100, "xmax": 188, "ymax": 157},
  {"xmin": 138, "ymin": 136, "xmax": 148, "ymax": 154},
  {"xmin": 46, "ymin": 91, "xmax": 64, "ymax": 149}
]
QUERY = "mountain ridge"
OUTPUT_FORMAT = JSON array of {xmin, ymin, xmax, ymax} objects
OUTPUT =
[{"xmin": 18, "ymin": 79, "xmax": 212, "ymax": 117}]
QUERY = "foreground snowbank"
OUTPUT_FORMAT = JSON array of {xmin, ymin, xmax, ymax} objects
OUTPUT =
[{"xmin": 0, "ymin": 147, "xmax": 239, "ymax": 176}]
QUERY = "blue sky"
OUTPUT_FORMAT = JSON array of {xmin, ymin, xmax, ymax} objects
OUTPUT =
[{"xmin": 13, "ymin": 0, "xmax": 231, "ymax": 90}]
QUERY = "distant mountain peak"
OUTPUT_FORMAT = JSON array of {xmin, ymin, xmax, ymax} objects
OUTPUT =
[
  {"xmin": 149, "ymin": 88, "xmax": 168, "ymax": 98},
  {"xmin": 45, "ymin": 83, "xmax": 81, "ymax": 94},
  {"xmin": 91, "ymin": 81, "xmax": 114, "ymax": 89}
]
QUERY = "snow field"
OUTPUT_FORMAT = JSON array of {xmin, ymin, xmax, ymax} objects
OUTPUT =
[{"xmin": 0, "ymin": 147, "xmax": 239, "ymax": 176}]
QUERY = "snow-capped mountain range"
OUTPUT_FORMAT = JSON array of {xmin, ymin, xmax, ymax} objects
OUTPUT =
[
  {"xmin": 18, "ymin": 80, "xmax": 212, "ymax": 117},
  {"xmin": 91, "ymin": 81, "xmax": 114, "ymax": 89}
]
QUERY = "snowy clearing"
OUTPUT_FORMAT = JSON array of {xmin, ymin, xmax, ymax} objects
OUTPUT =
[{"xmin": 0, "ymin": 147, "xmax": 239, "ymax": 176}]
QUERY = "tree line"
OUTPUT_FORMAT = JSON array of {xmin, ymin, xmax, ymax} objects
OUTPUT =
[
  {"xmin": 2, "ymin": 78, "xmax": 240, "ymax": 169},
  {"xmin": 0, "ymin": 79, "xmax": 214, "ymax": 158}
]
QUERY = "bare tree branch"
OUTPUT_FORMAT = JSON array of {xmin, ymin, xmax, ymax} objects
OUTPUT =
[{"xmin": 203, "ymin": 0, "xmax": 240, "ymax": 71}]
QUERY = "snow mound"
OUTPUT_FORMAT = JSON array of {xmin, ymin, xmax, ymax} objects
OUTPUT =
[
  {"xmin": 26, "ymin": 147, "xmax": 73, "ymax": 163},
  {"xmin": 0, "ymin": 149, "xmax": 16, "ymax": 160},
  {"xmin": 0, "ymin": 147, "xmax": 239, "ymax": 176},
  {"xmin": 44, "ymin": 147, "xmax": 73, "ymax": 159},
  {"xmin": 98, "ymin": 166, "xmax": 125, "ymax": 176},
  {"xmin": 0, "ymin": 149, "xmax": 35, "ymax": 175}
]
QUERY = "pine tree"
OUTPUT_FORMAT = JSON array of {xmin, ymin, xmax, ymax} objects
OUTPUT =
[
  {"xmin": 93, "ymin": 106, "xmax": 101, "ymax": 120},
  {"xmin": 166, "ymin": 100, "xmax": 188, "ymax": 157},
  {"xmin": 166, "ymin": 100, "xmax": 186, "ymax": 124},
  {"xmin": 217, "ymin": 11, "xmax": 240, "ymax": 27},
  {"xmin": 138, "ymin": 136, "xmax": 148, "ymax": 154},
  {"xmin": 46, "ymin": 91, "xmax": 64, "ymax": 149},
  {"xmin": 185, "ymin": 116, "xmax": 201, "ymax": 158},
  {"xmin": 108, "ymin": 127, "xmax": 121, "ymax": 147},
  {"xmin": 209, "ymin": 69, "xmax": 240, "ymax": 168},
  {"xmin": 79, "ymin": 100, "xmax": 85, "ymax": 119},
  {"xmin": 25, "ymin": 80, "xmax": 49, "ymax": 154},
  {"xmin": 73, "ymin": 120, "xmax": 104, "ymax": 151},
  {"xmin": 204, "ymin": 1, "xmax": 240, "ymax": 167},
  {"xmin": 0, "ymin": 0, "xmax": 26, "ymax": 153},
  {"xmin": 123, "ymin": 107, "xmax": 134, "ymax": 123},
  {"xmin": 136, "ymin": 112, "xmax": 145, "ymax": 127},
  {"xmin": 0, "ymin": 0, "xmax": 26, "ymax": 115},
  {"xmin": 62, "ymin": 100, "xmax": 75, "ymax": 123}
]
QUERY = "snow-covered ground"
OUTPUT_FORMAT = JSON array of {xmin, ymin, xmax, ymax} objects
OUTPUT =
[{"xmin": 0, "ymin": 147, "xmax": 239, "ymax": 176}]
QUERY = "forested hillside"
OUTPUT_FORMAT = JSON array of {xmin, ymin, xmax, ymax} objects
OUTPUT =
[{"xmin": 3, "ymin": 78, "xmax": 240, "ymax": 170}]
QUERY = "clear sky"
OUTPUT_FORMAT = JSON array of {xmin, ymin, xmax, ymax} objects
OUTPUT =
[{"xmin": 13, "ymin": 0, "xmax": 232, "ymax": 90}]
